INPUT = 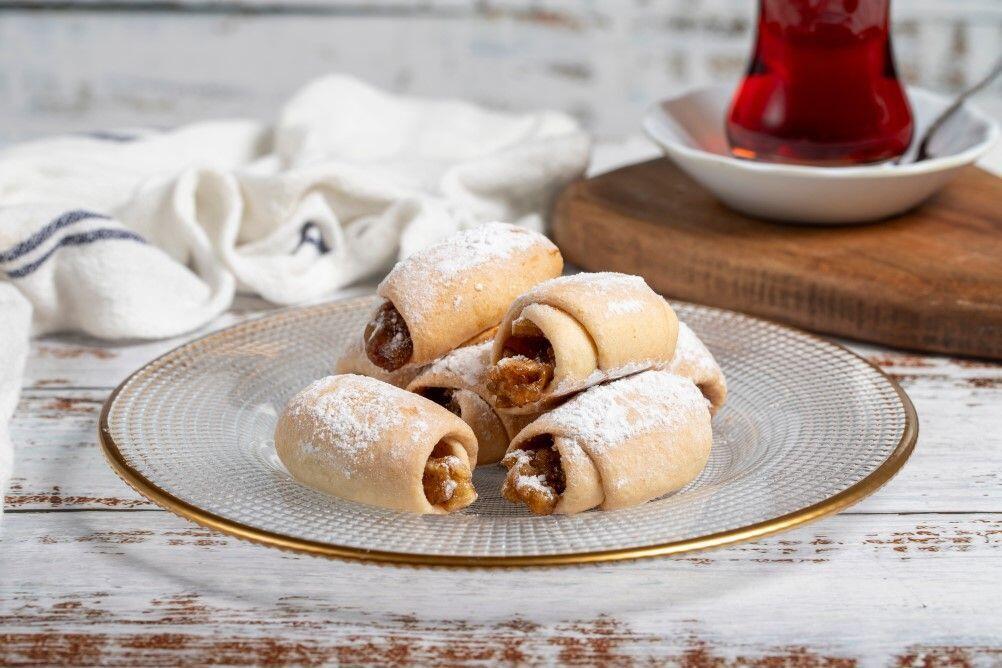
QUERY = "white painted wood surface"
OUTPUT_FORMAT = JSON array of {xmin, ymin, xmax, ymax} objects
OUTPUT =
[{"xmin": 3, "ymin": 512, "xmax": 1001, "ymax": 665}]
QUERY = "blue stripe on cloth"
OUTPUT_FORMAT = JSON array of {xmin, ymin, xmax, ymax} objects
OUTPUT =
[
  {"xmin": 294, "ymin": 221, "xmax": 331, "ymax": 255},
  {"xmin": 5, "ymin": 228, "xmax": 146, "ymax": 279},
  {"xmin": 84, "ymin": 131, "xmax": 141, "ymax": 143},
  {"xmin": 0, "ymin": 210, "xmax": 111, "ymax": 264}
]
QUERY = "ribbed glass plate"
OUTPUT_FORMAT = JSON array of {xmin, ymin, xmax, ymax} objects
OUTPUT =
[{"xmin": 100, "ymin": 295, "xmax": 916, "ymax": 565}]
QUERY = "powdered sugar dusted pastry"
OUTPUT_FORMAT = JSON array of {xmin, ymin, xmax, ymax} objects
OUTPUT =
[
  {"xmin": 364, "ymin": 223, "xmax": 563, "ymax": 371},
  {"xmin": 663, "ymin": 321, "xmax": 727, "ymax": 415},
  {"xmin": 337, "ymin": 324, "xmax": 498, "ymax": 388},
  {"xmin": 275, "ymin": 374, "xmax": 478, "ymax": 514},
  {"xmin": 334, "ymin": 337, "xmax": 424, "ymax": 389},
  {"xmin": 501, "ymin": 371, "xmax": 712, "ymax": 515},
  {"xmin": 487, "ymin": 273, "xmax": 679, "ymax": 414},
  {"xmin": 407, "ymin": 342, "xmax": 536, "ymax": 466}
]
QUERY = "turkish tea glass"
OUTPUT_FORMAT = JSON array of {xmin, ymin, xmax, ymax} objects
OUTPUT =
[{"xmin": 727, "ymin": 0, "xmax": 914, "ymax": 165}]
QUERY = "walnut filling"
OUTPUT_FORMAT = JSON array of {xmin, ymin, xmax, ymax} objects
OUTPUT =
[
  {"xmin": 501, "ymin": 435, "xmax": 566, "ymax": 515},
  {"xmin": 364, "ymin": 301, "xmax": 413, "ymax": 371},
  {"xmin": 422, "ymin": 441, "xmax": 477, "ymax": 511},
  {"xmin": 486, "ymin": 336, "xmax": 556, "ymax": 408},
  {"xmin": 418, "ymin": 387, "xmax": 461, "ymax": 417}
]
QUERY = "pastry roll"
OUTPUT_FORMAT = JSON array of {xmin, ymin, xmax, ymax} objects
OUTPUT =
[
  {"xmin": 336, "ymin": 324, "xmax": 498, "ymax": 389},
  {"xmin": 501, "ymin": 371, "xmax": 712, "ymax": 515},
  {"xmin": 334, "ymin": 337, "xmax": 425, "ymax": 389},
  {"xmin": 364, "ymin": 222, "xmax": 563, "ymax": 371},
  {"xmin": 663, "ymin": 322, "xmax": 728, "ymax": 415},
  {"xmin": 487, "ymin": 273, "xmax": 679, "ymax": 414},
  {"xmin": 407, "ymin": 342, "xmax": 537, "ymax": 466},
  {"xmin": 275, "ymin": 374, "xmax": 479, "ymax": 514}
]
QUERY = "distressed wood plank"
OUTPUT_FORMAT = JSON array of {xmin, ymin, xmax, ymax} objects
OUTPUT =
[
  {"xmin": 7, "ymin": 349, "xmax": 1001, "ymax": 512},
  {"xmin": 20, "ymin": 292, "xmax": 386, "ymax": 391},
  {"xmin": 6, "ymin": 389, "xmax": 151, "ymax": 509},
  {"xmin": 850, "ymin": 348, "xmax": 1002, "ymax": 513},
  {"xmin": 1, "ymin": 511, "xmax": 1000, "ymax": 665},
  {"xmin": 0, "ymin": 3, "xmax": 998, "ymax": 144},
  {"xmin": 20, "ymin": 295, "xmax": 279, "ymax": 391}
]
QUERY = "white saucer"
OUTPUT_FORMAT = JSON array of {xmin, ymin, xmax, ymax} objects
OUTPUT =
[{"xmin": 642, "ymin": 85, "xmax": 999, "ymax": 224}]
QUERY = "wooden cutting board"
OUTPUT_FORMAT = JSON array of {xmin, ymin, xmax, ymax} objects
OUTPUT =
[{"xmin": 551, "ymin": 159, "xmax": 1002, "ymax": 359}]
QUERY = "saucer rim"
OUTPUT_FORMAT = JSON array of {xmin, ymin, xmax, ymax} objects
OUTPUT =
[{"xmin": 642, "ymin": 84, "xmax": 1000, "ymax": 180}]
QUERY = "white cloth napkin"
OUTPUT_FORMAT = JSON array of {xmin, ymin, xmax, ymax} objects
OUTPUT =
[{"xmin": 0, "ymin": 75, "xmax": 590, "ymax": 519}]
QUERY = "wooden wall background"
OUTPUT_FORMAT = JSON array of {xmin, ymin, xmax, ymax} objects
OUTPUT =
[{"xmin": 0, "ymin": 0, "xmax": 1000, "ymax": 144}]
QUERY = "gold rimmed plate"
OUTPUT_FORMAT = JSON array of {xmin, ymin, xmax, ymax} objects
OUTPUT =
[{"xmin": 99, "ymin": 295, "xmax": 916, "ymax": 567}]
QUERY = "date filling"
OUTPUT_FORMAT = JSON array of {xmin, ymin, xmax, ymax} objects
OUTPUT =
[
  {"xmin": 364, "ymin": 301, "xmax": 413, "ymax": 371},
  {"xmin": 423, "ymin": 441, "xmax": 477, "ymax": 511},
  {"xmin": 486, "ymin": 336, "xmax": 555, "ymax": 408},
  {"xmin": 418, "ymin": 387, "xmax": 462, "ymax": 417},
  {"xmin": 501, "ymin": 435, "xmax": 566, "ymax": 515}
]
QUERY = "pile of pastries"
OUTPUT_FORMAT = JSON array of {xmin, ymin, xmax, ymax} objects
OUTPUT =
[{"xmin": 275, "ymin": 223, "xmax": 726, "ymax": 516}]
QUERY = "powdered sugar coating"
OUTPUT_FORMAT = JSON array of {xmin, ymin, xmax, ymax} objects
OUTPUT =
[
  {"xmin": 667, "ymin": 322, "xmax": 718, "ymax": 379},
  {"xmin": 284, "ymin": 375, "xmax": 432, "ymax": 478},
  {"xmin": 379, "ymin": 222, "xmax": 557, "ymax": 326},
  {"xmin": 438, "ymin": 454, "xmax": 464, "ymax": 468},
  {"xmin": 499, "ymin": 272, "xmax": 673, "ymax": 406},
  {"xmin": 515, "ymin": 473, "xmax": 552, "ymax": 496},
  {"xmin": 519, "ymin": 272, "xmax": 651, "ymax": 312},
  {"xmin": 503, "ymin": 450, "xmax": 557, "ymax": 497},
  {"xmin": 420, "ymin": 341, "xmax": 492, "ymax": 389},
  {"xmin": 606, "ymin": 298, "xmax": 646, "ymax": 315},
  {"xmin": 409, "ymin": 418, "xmax": 430, "ymax": 444},
  {"xmin": 549, "ymin": 359, "xmax": 655, "ymax": 396},
  {"xmin": 537, "ymin": 371, "xmax": 709, "ymax": 452},
  {"xmin": 454, "ymin": 389, "xmax": 499, "ymax": 429}
]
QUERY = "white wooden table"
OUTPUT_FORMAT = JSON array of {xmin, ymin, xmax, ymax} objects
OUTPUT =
[{"xmin": 3, "ymin": 144, "xmax": 1001, "ymax": 665}]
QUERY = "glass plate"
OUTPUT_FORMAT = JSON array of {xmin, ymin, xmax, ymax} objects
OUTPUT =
[{"xmin": 99, "ymin": 295, "xmax": 917, "ymax": 566}]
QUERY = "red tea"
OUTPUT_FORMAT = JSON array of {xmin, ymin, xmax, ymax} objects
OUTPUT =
[{"xmin": 727, "ymin": 0, "xmax": 913, "ymax": 165}]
